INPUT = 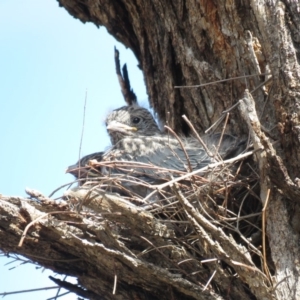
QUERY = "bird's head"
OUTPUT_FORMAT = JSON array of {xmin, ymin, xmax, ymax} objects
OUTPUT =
[
  {"xmin": 66, "ymin": 152, "xmax": 103, "ymax": 179},
  {"xmin": 105, "ymin": 105, "xmax": 161, "ymax": 144}
]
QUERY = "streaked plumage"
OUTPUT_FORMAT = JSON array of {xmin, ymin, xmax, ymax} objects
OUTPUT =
[
  {"xmin": 103, "ymin": 105, "xmax": 243, "ymax": 178},
  {"xmin": 67, "ymin": 105, "xmax": 245, "ymax": 185}
]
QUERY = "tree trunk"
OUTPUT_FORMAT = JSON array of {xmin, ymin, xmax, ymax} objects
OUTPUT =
[{"xmin": 1, "ymin": 1, "xmax": 300, "ymax": 299}]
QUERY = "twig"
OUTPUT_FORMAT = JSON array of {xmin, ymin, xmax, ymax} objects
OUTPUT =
[
  {"xmin": 113, "ymin": 274, "xmax": 117, "ymax": 295},
  {"xmin": 250, "ymin": 76, "xmax": 273, "ymax": 94},
  {"xmin": 78, "ymin": 89, "xmax": 88, "ymax": 180},
  {"xmin": 47, "ymin": 290, "xmax": 70, "ymax": 300},
  {"xmin": 203, "ymin": 270, "xmax": 216, "ymax": 291},
  {"xmin": 174, "ymin": 73, "xmax": 271, "ymax": 88},
  {"xmin": 222, "ymin": 102, "xmax": 241, "ymax": 114},
  {"xmin": 236, "ymin": 190, "xmax": 250, "ymax": 231},
  {"xmin": 0, "ymin": 286, "xmax": 59, "ymax": 297},
  {"xmin": 181, "ymin": 115, "xmax": 214, "ymax": 157},
  {"xmin": 95, "ymin": 160, "xmax": 208, "ymax": 180},
  {"xmin": 201, "ymin": 258, "xmax": 218, "ymax": 264},
  {"xmin": 18, "ymin": 211, "xmax": 74, "ymax": 247},
  {"xmin": 156, "ymin": 151, "xmax": 254, "ymax": 190},
  {"xmin": 231, "ymin": 261, "xmax": 265, "ymax": 275},
  {"xmin": 272, "ymin": 276, "xmax": 291, "ymax": 291},
  {"xmin": 262, "ymin": 189, "xmax": 271, "ymax": 281},
  {"xmin": 218, "ymin": 212, "xmax": 261, "ymax": 222},
  {"xmin": 214, "ymin": 112, "xmax": 230, "ymax": 159},
  {"xmin": 52, "ymin": 274, "xmax": 67, "ymax": 300},
  {"xmin": 140, "ymin": 236, "xmax": 194, "ymax": 282},
  {"xmin": 204, "ymin": 103, "xmax": 239, "ymax": 134},
  {"xmin": 164, "ymin": 125, "xmax": 193, "ymax": 172},
  {"xmin": 172, "ymin": 184, "xmax": 268, "ymax": 283},
  {"xmin": 205, "ymin": 114, "xmax": 226, "ymax": 134}
]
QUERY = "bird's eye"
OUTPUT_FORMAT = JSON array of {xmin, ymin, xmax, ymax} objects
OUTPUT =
[{"xmin": 132, "ymin": 117, "xmax": 140, "ymax": 124}]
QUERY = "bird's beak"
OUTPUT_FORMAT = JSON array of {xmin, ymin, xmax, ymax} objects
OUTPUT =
[
  {"xmin": 106, "ymin": 121, "xmax": 137, "ymax": 133},
  {"xmin": 66, "ymin": 164, "xmax": 78, "ymax": 175}
]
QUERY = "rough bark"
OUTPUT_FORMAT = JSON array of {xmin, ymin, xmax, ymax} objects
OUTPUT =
[{"xmin": 1, "ymin": 0, "xmax": 300, "ymax": 299}]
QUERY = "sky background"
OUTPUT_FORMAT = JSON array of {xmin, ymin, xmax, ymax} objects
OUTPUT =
[{"xmin": 0, "ymin": 0, "xmax": 147, "ymax": 299}]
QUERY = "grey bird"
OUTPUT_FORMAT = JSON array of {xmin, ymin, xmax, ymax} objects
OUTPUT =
[
  {"xmin": 67, "ymin": 105, "xmax": 245, "ymax": 184},
  {"xmin": 67, "ymin": 152, "xmax": 104, "ymax": 183},
  {"xmin": 67, "ymin": 106, "xmax": 162, "ymax": 181},
  {"xmin": 103, "ymin": 105, "xmax": 244, "ymax": 178}
]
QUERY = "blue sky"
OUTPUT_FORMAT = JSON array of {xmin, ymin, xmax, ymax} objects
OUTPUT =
[{"xmin": 0, "ymin": 0, "xmax": 147, "ymax": 298}]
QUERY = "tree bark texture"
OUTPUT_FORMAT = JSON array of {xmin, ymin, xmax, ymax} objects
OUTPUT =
[{"xmin": 1, "ymin": 0, "xmax": 300, "ymax": 299}]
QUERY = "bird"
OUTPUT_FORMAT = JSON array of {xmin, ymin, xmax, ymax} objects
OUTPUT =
[
  {"xmin": 104, "ymin": 105, "xmax": 246, "ymax": 175},
  {"xmin": 66, "ymin": 106, "xmax": 163, "ymax": 182},
  {"xmin": 67, "ymin": 105, "xmax": 245, "ymax": 184},
  {"xmin": 66, "ymin": 152, "xmax": 104, "ymax": 183}
]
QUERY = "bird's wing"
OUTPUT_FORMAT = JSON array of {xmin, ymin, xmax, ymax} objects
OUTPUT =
[
  {"xmin": 202, "ymin": 133, "xmax": 247, "ymax": 159},
  {"xmin": 103, "ymin": 144, "xmax": 213, "ymax": 180}
]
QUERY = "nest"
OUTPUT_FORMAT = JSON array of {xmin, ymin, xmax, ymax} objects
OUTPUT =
[{"xmin": 61, "ymin": 149, "xmax": 272, "ymax": 299}]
